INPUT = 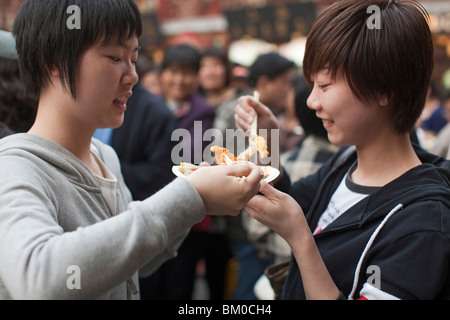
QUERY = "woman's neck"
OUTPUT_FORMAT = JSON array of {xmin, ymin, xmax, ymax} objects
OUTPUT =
[
  {"xmin": 351, "ymin": 133, "xmax": 421, "ymax": 187},
  {"xmin": 28, "ymin": 95, "xmax": 96, "ymax": 170}
]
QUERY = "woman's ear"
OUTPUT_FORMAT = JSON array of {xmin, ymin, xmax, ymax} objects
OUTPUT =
[
  {"xmin": 378, "ymin": 93, "xmax": 390, "ymax": 107},
  {"xmin": 44, "ymin": 65, "xmax": 69, "ymax": 94},
  {"xmin": 48, "ymin": 65, "xmax": 60, "ymax": 78}
]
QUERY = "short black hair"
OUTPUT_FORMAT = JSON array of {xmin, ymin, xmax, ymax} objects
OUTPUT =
[
  {"xmin": 248, "ymin": 52, "xmax": 295, "ymax": 87},
  {"xmin": 13, "ymin": 0, "xmax": 142, "ymax": 98},
  {"xmin": 303, "ymin": 0, "xmax": 433, "ymax": 134},
  {"xmin": 161, "ymin": 44, "xmax": 201, "ymax": 73}
]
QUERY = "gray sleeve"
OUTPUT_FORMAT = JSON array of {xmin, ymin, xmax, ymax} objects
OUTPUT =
[{"xmin": 0, "ymin": 175, "xmax": 205, "ymax": 299}]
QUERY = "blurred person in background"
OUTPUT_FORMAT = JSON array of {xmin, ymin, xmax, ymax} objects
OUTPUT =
[
  {"xmin": 199, "ymin": 47, "xmax": 236, "ymax": 108},
  {"xmin": 247, "ymin": 53, "xmax": 296, "ymax": 119},
  {"xmin": 431, "ymin": 89, "xmax": 450, "ymax": 159},
  {"xmin": 230, "ymin": 64, "xmax": 250, "ymax": 93},
  {"xmin": 277, "ymin": 75, "xmax": 304, "ymax": 154},
  {"xmin": 420, "ymin": 82, "xmax": 448, "ymax": 135},
  {"xmin": 159, "ymin": 44, "xmax": 215, "ymax": 165},
  {"xmin": 0, "ymin": 31, "xmax": 37, "ymax": 135},
  {"xmin": 416, "ymin": 81, "xmax": 448, "ymax": 149},
  {"xmin": 199, "ymin": 47, "xmax": 238, "ymax": 137},
  {"xmin": 136, "ymin": 53, "xmax": 162, "ymax": 96}
]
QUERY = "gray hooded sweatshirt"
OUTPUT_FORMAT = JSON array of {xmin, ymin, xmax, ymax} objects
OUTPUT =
[{"xmin": 0, "ymin": 133, "xmax": 206, "ymax": 299}]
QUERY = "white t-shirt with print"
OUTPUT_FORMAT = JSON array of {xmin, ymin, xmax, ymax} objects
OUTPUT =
[{"xmin": 313, "ymin": 164, "xmax": 379, "ymax": 235}]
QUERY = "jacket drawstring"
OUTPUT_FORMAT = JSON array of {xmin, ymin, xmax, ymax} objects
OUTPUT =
[
  {"xmin": 127, "ymin": 278, "xmax": 139, "ymax": 296},
  {"xmin": 348, "ymin": 203, "xmax": 404, "ymax": 300}
]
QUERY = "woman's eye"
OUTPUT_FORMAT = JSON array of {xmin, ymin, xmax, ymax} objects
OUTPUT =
[
  {"xmin": 318, "ymin": 84, "xmax": 329, "ymax": 89},
  {"xmin": 109, "ymin": 57, "xmax": 121, "ymax": 62}
]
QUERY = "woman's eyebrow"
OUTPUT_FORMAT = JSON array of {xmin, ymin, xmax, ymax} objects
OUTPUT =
[
  {"xmin": 129, "ymin": 44, "xmax": 141, "ymax": 52},
  {"xmin": 117, "ymin": 43, "xmax": 141, "ymax": 52},
  {"xmin": 101, "ymin": 41, "xmax": 141, "ymax": 52}
]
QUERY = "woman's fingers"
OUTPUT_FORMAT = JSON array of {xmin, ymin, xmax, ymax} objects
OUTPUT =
[
  {"xmin": 235, "ymin": 95, "xmax": 279, "ymax": 132},
  {"xmin": 186, "ymin": 163, "xmax": 263, "ymax": 216},
  {"xmin": 234, "ymin": 100, "xmax": 255, "ymax": 131}
]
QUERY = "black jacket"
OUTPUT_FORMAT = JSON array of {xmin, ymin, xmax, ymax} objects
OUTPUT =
[
  {"xmin": 278, "ymin": 145, "xmax": 450, "ymax": 300},
  {"xmin": 111, "ymin": 83, "xmax": 177, "ymax": 201}
]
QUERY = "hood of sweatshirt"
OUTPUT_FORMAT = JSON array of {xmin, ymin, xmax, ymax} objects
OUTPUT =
[
  {"xmin": 334, "ymin": 146, "xmax": 450, "ymax": 300},
  {"xmin": 369, "ymin": 146, "xmax": 448, "ymax": 222},
  {"xmin": 311, "ymin": 145, "xmax": 450, "ymax": 232}
]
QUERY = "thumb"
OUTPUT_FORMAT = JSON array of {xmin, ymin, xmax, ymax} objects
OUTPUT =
[{"xmin": 258, "ymin": 179, "xmax": 280, "ymax": 200}]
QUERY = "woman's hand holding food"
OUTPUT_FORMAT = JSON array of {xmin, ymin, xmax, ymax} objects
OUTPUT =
[
  {"xmin": 234, "ymin": 95, "xmax": 281, "ymax": 171},
  {"xmin": 245, "ymin": 179, "xmax": 308, "ymax": 245},
  {"xmin": 186, "ymin": 163, "xmax": 263, "ymax": 216},
  {"xmin": 245, "ymin": 180, "xmax": 341, "ymax": 300},
  {"xmin": 234, "ymin": 95, "xmax": 279, "ymax": 134}
]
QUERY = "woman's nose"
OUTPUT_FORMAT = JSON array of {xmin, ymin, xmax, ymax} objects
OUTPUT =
[
  {"xmin": 123, "ymin": 63, "xmax": 139, "ymax": 87},
  {"xmin": 307, "ymin": 89, "xmax": 321, "ymax": 111}
]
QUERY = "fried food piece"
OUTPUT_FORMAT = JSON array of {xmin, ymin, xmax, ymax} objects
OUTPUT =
[
  {"xmin": 211, "ymin": 132, "xmax": 269, "ymax": 165},
  {"xmin": 179, "ymin": 162, "xmax": 199, "ymax": 175},
  {"xmin": 209, "ymin": 145, "xmax": 274, "ymax": 181},
  {"xmin": 263, "ymin": 166, "xmax": 272, "ymax": 179},
  {"xmin": 211, "ymin": 146, "xmax": 237, "ymax": 165},
  {"xmin": 236, "ymin": 135, "xmax": 269, "ymax": 161}
]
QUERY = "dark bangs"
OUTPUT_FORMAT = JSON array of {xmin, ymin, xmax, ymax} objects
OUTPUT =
[
  {"xmin": 91, "ymin": 0, "xmax": 143, "ymax": 47},
  {"xmin": 13, "ymin": 0, "xmax": 142, "ymax": 99},
  {"xmin": 302, "ymin": 2, "xmax": 351, "ymax": 87},
  {"xmin": 303, "ymin": 0, "xmax": 390, "ymax": 100},
  {"xmin": 303, "ymin": 0, "xmax": 433, "ymax": 133}
]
